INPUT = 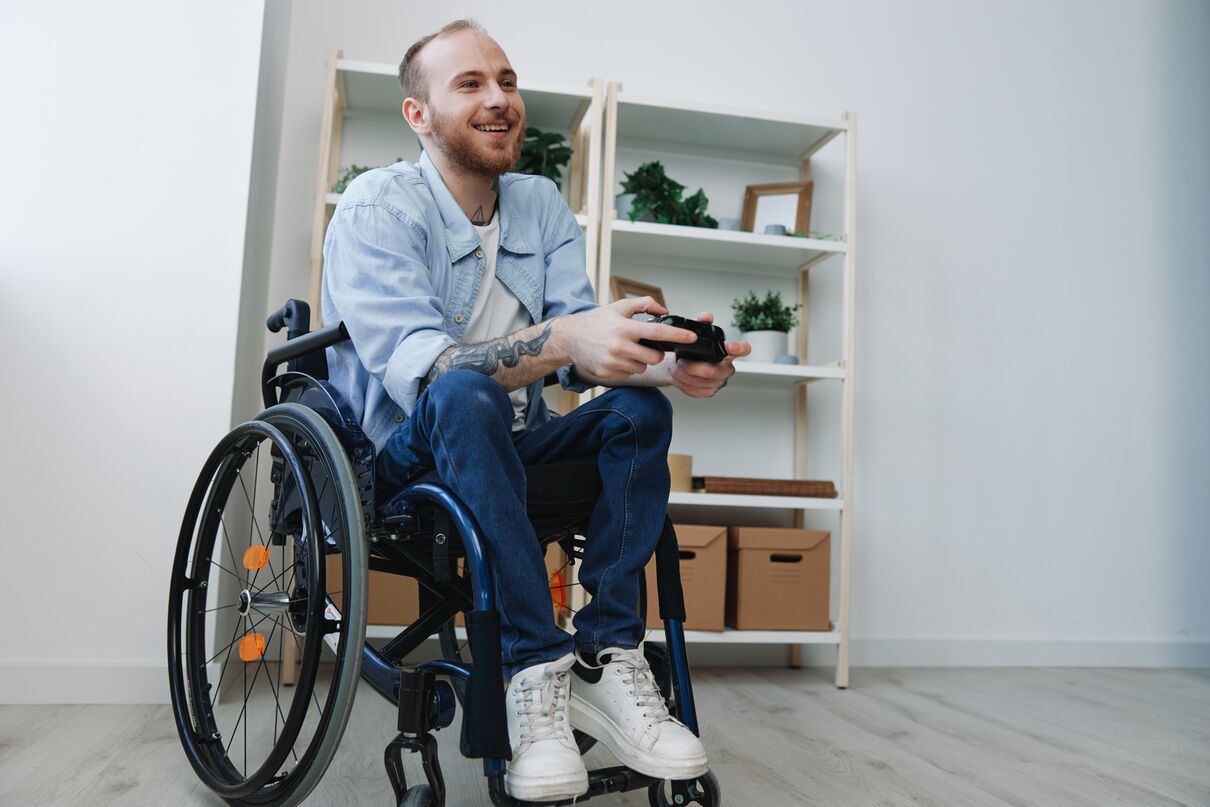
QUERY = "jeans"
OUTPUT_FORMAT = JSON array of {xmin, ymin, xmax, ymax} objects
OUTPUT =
[{"xmin": 376, "ymin": 370, "xmax": 673, "ymax": 678}]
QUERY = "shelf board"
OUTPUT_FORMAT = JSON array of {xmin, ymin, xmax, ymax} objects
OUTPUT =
[
  {"xmin": 610, "ymin": 219, "xmax": 844, "ymax": 274},
  {"xmin": 668, "ymin": 491, "xmax": 843, "ymax": 510},
  {"xmin": 366, "ymin": 624, "xmax": 838, "ymax": 645},
  {"xmin": 326, "ymin": 192, "xmax": 588, "ymax": 230},
  {"xmin": 731, "ymin": 361, "xmax": 844, "ymax": 388},
  {"xmin": 336, "ymin": 59, "xmax": 593, "ymax": 131},
  {"xmin": 645, "ymin": 628, "xmax": 840, "ymax": 645},
  {"xmin": 615, "ymin": 92, "xmax": 845, "ymax": 161}
]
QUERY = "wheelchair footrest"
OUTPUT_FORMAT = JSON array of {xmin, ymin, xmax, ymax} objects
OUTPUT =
[{"xmin": 486, "ymin": 766, "xmax": 661, "ymax": 806}]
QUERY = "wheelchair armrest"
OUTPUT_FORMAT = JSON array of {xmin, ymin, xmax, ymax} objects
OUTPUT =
[
  {"xmin": 265, "ymin": 321, "xmax": 350, "ymax": 368},
  {"xmin": 261, "ymin": 315, "xmax": 351, "ymax": 407}
]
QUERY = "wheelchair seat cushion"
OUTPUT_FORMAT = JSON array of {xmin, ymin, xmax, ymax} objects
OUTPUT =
[{"xmin": 376, "ymin": 455, "xmax": 601, "ymax": 540}]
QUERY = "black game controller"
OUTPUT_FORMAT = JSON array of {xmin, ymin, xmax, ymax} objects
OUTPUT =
[{"xmin": 639, "ymin": 315, "xmax": 729, "ymax": 363}]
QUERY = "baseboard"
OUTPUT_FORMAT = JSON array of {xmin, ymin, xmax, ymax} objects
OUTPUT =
[
  {"xmin": 846, "ymin": 637, "xmax": 1210, "ymax": 668},
  {"xmin": 685, "ymin": 637, "xmax": 1210, "ymax": 669},
  {"xmin": 0, "ymin": 662, "xmax": 170, "ymax": 705},
  {"xmin": 4, "ymin": 639, "xmax": 1208, "ymax": 704}
]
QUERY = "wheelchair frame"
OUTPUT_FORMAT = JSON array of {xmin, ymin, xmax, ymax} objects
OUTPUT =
[{"xmin": 169, "ymin": 299, "xmax": 714, "ymax": 807}]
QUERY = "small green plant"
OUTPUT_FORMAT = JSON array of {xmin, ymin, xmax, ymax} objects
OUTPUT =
[
  {"xmin": 516, "ymin": 127, "xmax": 572, "ymax": 184},
  {"xmin": 620, "ymin": 161, "xmax": 717, "ymax": 228},
  {"xmin": 331, "ymin": 158, "xmax": 404, "ymax": 194},
  {"xmin": 731, "ymin": 290, "xmax": 801, "ymax": 332}
]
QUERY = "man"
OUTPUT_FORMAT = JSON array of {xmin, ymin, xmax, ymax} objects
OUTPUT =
[{"xmin": 322, "ymin": 19, "xmax": 750, "ymax": 801}]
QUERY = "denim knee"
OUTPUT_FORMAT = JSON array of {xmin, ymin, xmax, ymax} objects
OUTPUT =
[
  {"xmin": 599, "ymin": 386, "xmax": 673, "ymax": 438},
  {"xmin": 422, "ymin": 370, "xmax": 513, "ymax": 427}
]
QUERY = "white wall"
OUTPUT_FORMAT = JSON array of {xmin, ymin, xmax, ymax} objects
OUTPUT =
[
  {"xmin": 1, "ymin": 1, "xmax": 1204, "ymax": 707},
  {"xmin": 0, "ymin": 2, "xmax": 267, "ymax": 702},
  {"xmin": 263, "ymin": 0, "xmax": 1210, "ymax": 667}
]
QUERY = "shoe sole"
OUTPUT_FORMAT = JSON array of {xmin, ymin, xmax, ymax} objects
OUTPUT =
[
  {"xmin": 504, "ymin": 768, "xmax": 589, "ymax": 802},
  {"xmin": 569, "ymin": 694, "xmax": 708, "ymax": 780}
]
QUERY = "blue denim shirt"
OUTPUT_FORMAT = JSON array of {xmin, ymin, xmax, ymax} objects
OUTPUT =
[{"xmin": 321, "ymin": 151, "xmax": 598, "ymax": 451}]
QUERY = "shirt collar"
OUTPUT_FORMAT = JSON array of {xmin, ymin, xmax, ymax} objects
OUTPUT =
[{"xmin": 419, "ymin": 150, "xmax": 536, "ymax": 260}]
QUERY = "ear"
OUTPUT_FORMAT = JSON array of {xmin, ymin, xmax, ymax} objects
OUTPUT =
[{"xmin": 402, "ymin": 98, "xmax": 430, "ymax": 136}]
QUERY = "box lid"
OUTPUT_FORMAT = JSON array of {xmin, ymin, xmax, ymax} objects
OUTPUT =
[
  {"xmin": 672, "ymin": 524, "xmax": 728, "ymax": 549},
  {"xmin": 727, "ymin": 527, "xmax": 829, "ymax": 551}
]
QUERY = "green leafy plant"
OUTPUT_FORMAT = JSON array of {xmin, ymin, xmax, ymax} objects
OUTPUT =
[
  {"xmin": 516, "ymin": 127, "xmax": 572, "ymax": 184},
  {"xmin": 620, "ymin": 161, "xmax": 717, "ymax": 228},
  {"xmin": 683, "ymin": 188, "xmax": 717, "ymax": 228},
  {"xmin": 331, "ymin": 158, "xmax": 404, "ymax": 194},
  {"xmin": 731, "ymin": 290, "xmax": 801, "ymax": 332}
]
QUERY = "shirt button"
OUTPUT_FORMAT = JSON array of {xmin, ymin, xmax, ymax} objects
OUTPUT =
[
  {"xmin": 474, "ymin": 248, "xmax": 484, "ymax": 259},
  {"xmin": 454, "ymin": 313, "xmax": 464, "ymax": 323},
  {"xmin": 394, "ymin": 413, "xmax": 404, "ymax": 423}
]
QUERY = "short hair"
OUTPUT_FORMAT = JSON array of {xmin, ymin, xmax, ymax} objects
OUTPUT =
[{"xmin": 399, "ymin": 18, "xmax": 486, "ymax": 103}]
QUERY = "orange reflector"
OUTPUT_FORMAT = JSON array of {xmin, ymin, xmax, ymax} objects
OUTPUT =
[
  {"xmin": 239, "ymin": 632, "xmax": 266, "ymax": 662},
  {"xmin": 549, "ymin": 569, "xmax": 567, "ymax": 611},
  {"xmin": 242, "ymin": 545, "xmax": 270, "ymax": 571}
]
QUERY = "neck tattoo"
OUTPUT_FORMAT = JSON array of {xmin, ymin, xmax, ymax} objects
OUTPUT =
[{"xmin": 471, "ymin": 204, "xmax": 485, "ymax": 225}]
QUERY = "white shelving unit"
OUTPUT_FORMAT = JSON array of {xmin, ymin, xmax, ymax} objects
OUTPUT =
[
  {"xmin": 307, "ymin": 53, "xmax": 858, "ymax": 687},
  {"xmin": 596, "ymin": 82, "xmax": 858, "ymax": 688}
]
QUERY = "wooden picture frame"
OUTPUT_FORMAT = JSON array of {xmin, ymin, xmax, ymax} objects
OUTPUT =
[
  {"xmin": 741, "ymin": 180, "xmax": 814, "ymax": 235},
  {"xmin": 609, "ymin": 275, "xmax": 666, "ymax": 307}
]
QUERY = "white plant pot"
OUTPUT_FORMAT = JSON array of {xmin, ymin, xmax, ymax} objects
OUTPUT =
[{"xmin": 739, "ymin": 330, "xmax": 788, "ymax": 362}]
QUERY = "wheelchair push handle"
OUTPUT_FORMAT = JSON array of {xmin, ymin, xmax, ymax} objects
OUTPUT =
[
  {"xmin": 266, "ymin": 299, "xmax": 312, "ymax": 340},
  {"xmin": 261, "ymin": 299, "xmax": 351, "ymax": 407}
]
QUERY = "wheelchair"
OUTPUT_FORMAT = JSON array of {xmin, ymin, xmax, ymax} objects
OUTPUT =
[{"xmin": 167, "ymin": 300, "xmax": 721, "ymax": 807}]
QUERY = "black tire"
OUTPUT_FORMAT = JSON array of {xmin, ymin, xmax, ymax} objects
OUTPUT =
[
  {"xmin": 648, "ymin": 770, "xmax": 721, "ymax": 807},
  {"xmin": 168, "ymin": 403, "xmax": 367, "ymax": 806},
  {"xmin": 399, "ymin": 783, "xmax": 436, "ymax": 807}
]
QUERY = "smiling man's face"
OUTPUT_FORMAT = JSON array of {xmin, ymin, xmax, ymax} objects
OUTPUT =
[{"xmin": 410, "ymin": 28, "xmax": 526, "ymax": 177}]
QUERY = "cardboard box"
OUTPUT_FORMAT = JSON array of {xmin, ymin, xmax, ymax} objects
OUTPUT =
[
  {"xmin": 329, "ymin": 542, "xmax": 568, "ymax": 629},
  {"xmin": 327, "ymin": 555, "xmax": 420, "ymax": 626},
  {"xmin": 725, "ymin": 527, "xmax": 830, "ymax": 631},
  {"xmin": 667, "ymin": 454, "xmax": 693, "ymax": 492},
  {"xmin": 457, "ymin": 542, "xmax": 569, "ymax": 626},
  {"xmin": 644, "ymin": 524, "xmax": 728, "ymax": 632}
]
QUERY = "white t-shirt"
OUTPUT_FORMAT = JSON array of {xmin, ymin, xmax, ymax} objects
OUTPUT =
[{"xmin": 467, "ymin": 210, "xmax": 531, "ymax": 431}]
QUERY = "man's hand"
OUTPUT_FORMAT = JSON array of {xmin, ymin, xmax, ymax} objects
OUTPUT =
[
  {"xmin": 663, "ymin": 311, "xmax": 751, "ymax": 398},
  {"xmin": 558, "ymin": 297, "xmax": 698, "ymax": 382}
]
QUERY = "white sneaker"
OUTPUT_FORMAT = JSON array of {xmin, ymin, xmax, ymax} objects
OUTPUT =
[
  {"xmin": 569, "ymin": 646, "xmax": 708, "ymax": 780},
  {"xmin": 504, "ymin": 653, "xmax": 589, "ymax": 801}
]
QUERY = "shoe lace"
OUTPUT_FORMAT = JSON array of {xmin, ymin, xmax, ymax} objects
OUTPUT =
[
  {"xmin": 610, "ymin": 649, "xmax": 671, "ymax": 726},
  {"xmin": 514, "ymin": 665, "xmax": 573, "ymax": 743}
]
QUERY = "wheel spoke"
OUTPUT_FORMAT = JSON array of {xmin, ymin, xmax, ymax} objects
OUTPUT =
[
  {"xmin": 253, "ymin": 561, "xmax": 297, "ymax": 597},
  {"xmin": 205, "ymin": 558, "xmax": 245, "ymax": 586},
  {"xmin": 219, "ymin": 514, "xmax": 245, "ymax": 591}
]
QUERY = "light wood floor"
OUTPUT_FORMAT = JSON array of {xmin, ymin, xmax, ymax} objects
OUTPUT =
[{"xmin": 2, "ymin": 667, "xmax": 1208, "ymax": 806}]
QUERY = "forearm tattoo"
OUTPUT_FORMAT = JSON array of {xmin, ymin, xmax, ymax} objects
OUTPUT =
[{"xmin": 425, "ymin": 323, "xmax": 553, "ymax": 385}]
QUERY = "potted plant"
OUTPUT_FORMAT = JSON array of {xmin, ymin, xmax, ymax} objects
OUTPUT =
[
  {"xmin": 331, "ymin": 157, "xmax": 404, "ymax": 194},
  {"xmin": 516, "ymin": 126, "xmax": 572, "ymax": 184},
  {"xmin": 730, "ymin": 290, "xmax": 801, "ymax": 362},
  {"xmin": 617, "ymin": 161, "xmax": 717, "ymax": 228}
]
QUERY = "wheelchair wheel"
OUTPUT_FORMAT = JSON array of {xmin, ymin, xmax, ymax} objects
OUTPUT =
[
  {"xmin": 648, "ymin": 770, "xmax": 721, "ymax": 806},
  {"xmin": 398, "ymin": 783, "xmax": 436, "ymax": 807},
  {"xmin": 168, "ymin": 403, "xmax": 367, "ymax": 806}
]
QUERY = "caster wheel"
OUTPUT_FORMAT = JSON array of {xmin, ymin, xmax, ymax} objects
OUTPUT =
[
  {"xmin": 648, "ymin": 770, "xmax": 721, "ymax": 807},
  {"xmin": 400, "ymin": 783, "xmax": 436, "ymax": 807}
]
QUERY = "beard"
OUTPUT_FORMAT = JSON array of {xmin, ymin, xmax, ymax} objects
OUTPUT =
[{"xmin": 429, "ymin": 106, "xmax": 525, "ymax": 177}]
